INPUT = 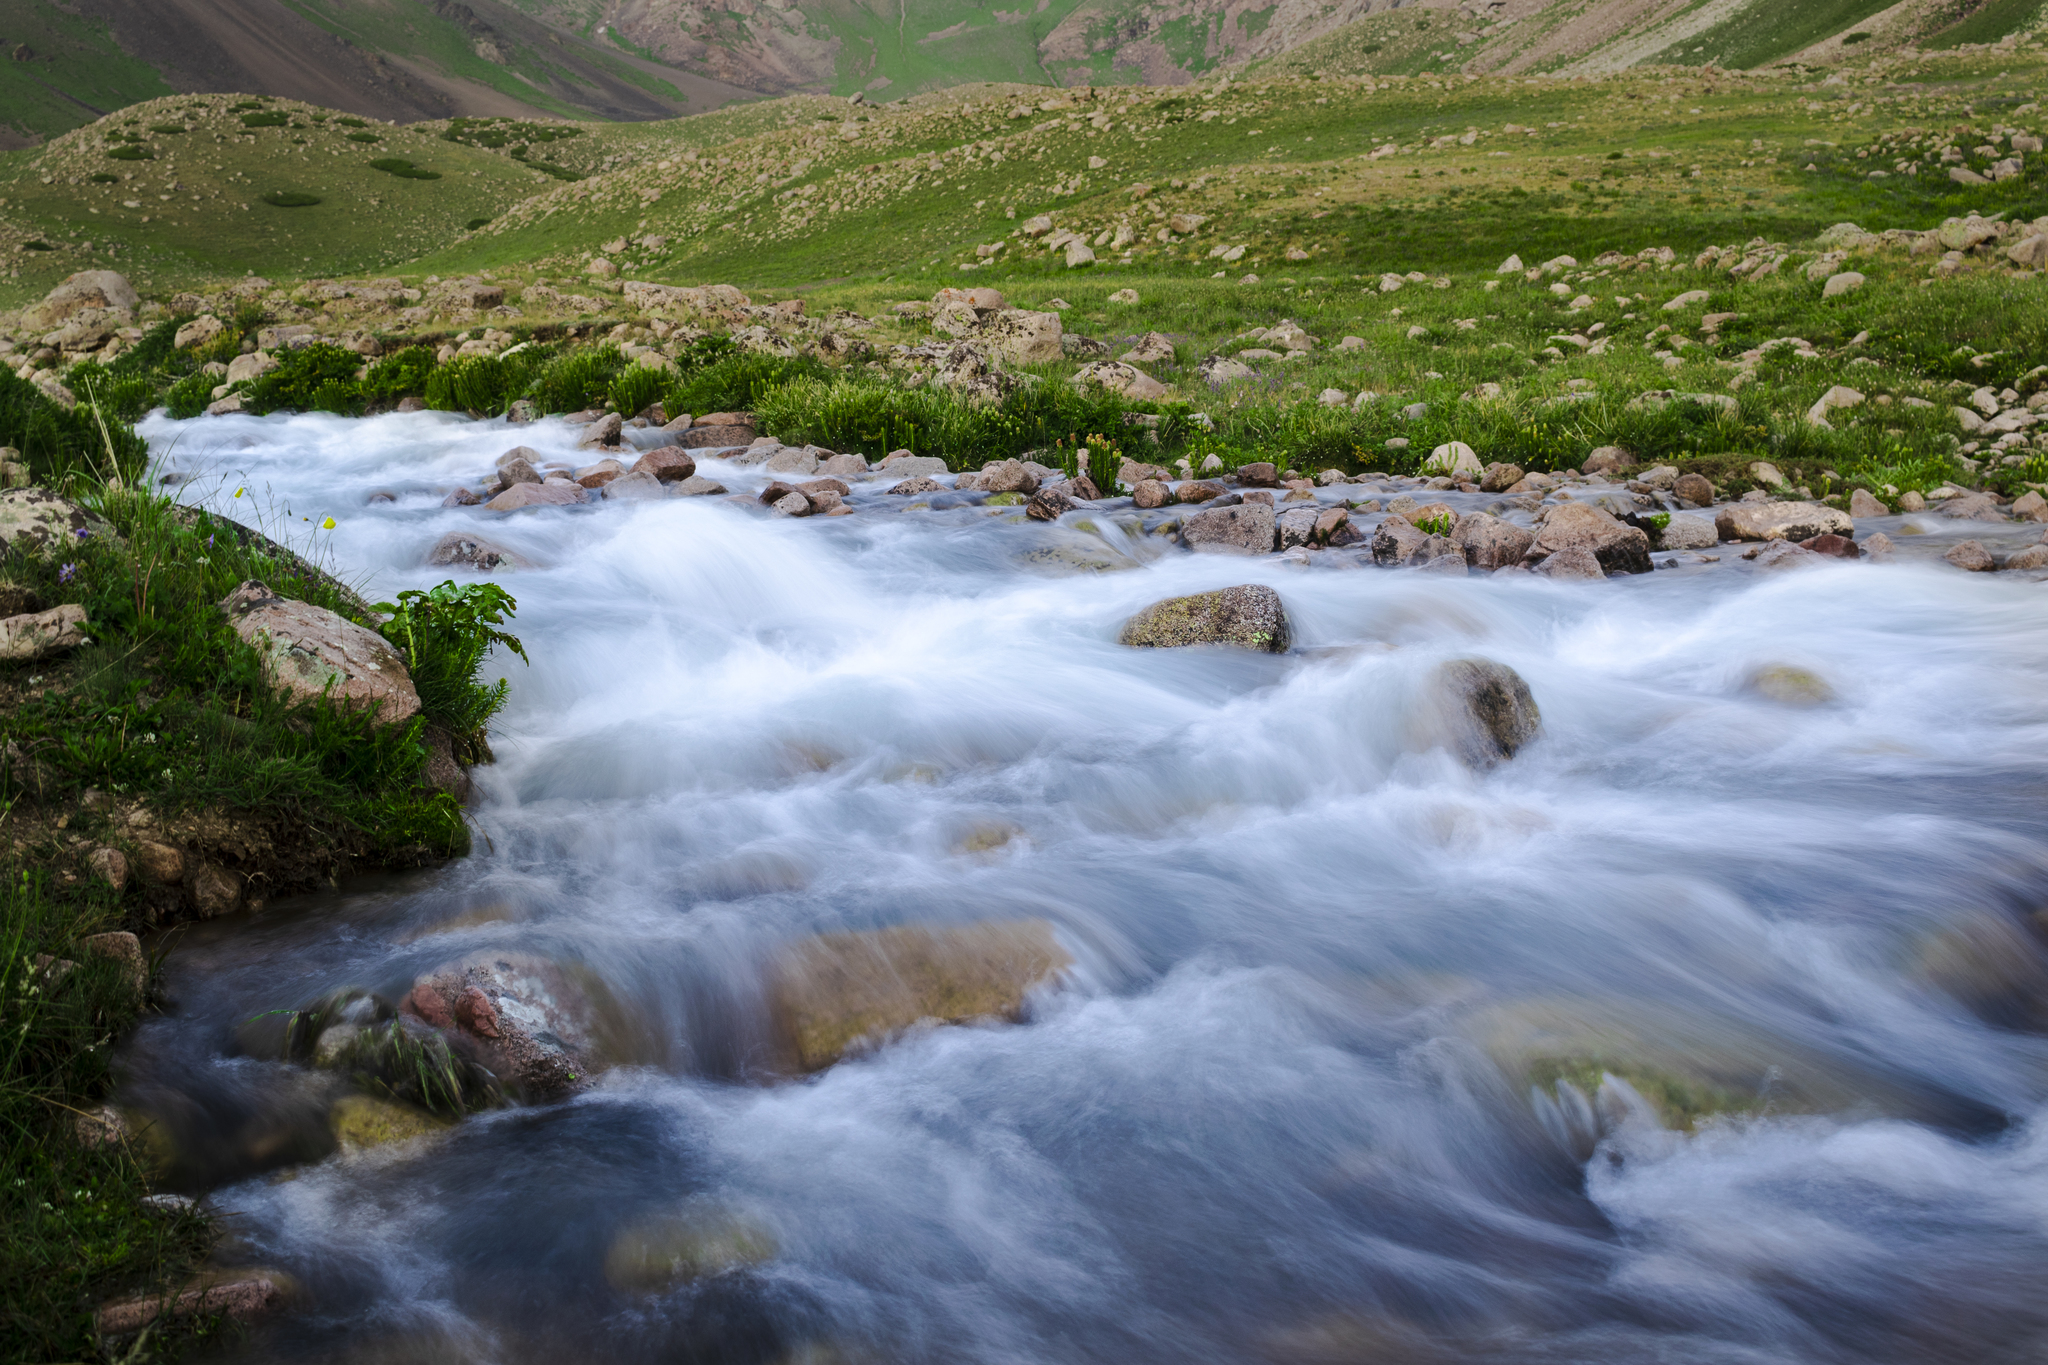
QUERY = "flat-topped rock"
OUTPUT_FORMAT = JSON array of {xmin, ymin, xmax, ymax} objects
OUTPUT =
[
  {"xmin": 218, "ymin": 581, "xmax": 419, "ymax": 725},
  {"xmin": 1715, "ymin": 501, "xmax": 1853, "ymax": 543}
]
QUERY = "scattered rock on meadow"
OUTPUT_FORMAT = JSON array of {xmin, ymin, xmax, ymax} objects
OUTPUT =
[
  {"xmin": 1821, "ymin": 271, "xmax": 1865, "ymax": 297},
  {"xmin": 218, "ymin": 581, "xmax": 420, "ymax": 725},
  {"xmin": 1181, "ymin": 502, "xmax": 1276, "ymax": 555},
  {"xmin": 1424, "ymin": 441, "xmax": 1482, "ymax": 479},
  {"xmin": 1119, "ymin": 584, "xmax": 1291, "ymax": 651},
  {"xmin": 768, "ymin": 921, "xmax": 1070, "ymax": 1072},
  {"xmin": 1714, "ymin": 501, "xmax": 1853, "ymax": 543},
  {"xmin": 25, "ymin": 269, "xmax": 138, "ymax": 329},
  {"xmin": 0, "ymin": 488, "xmax": 113, "ymax": 555},
  {"xmin": 95, "ymin": 1270, "xmax": 288, "ymax": 1337},
  {"xmin": 0, "ymin": 604, "xmax": 88, "ymax": 661},
  {"xmin": 1074, "ymin": 360, "xmax": 1170, "ymax": 402}
]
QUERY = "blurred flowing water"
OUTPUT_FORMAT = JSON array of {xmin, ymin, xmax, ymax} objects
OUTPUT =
[{"xmin": 123, "ymin": 409, "xmax": 2048, "ymax": 1365}]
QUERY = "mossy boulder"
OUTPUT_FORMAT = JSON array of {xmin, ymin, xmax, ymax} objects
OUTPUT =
[{"xmin": 1118, "ymin": 584, "xmax": 1291, "ymax": 652}]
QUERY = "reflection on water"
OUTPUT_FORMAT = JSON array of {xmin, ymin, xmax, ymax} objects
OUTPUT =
[{"xmin": 123, "ymin": 409, "xmax": 2048, "ymax": 1363}]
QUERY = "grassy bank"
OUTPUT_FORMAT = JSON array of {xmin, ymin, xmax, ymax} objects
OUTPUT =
[{"xmin": 0, "ymin": 370, "xmax": 523, "ymax": 1360}]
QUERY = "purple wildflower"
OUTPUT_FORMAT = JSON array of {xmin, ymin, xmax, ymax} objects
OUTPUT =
[{"xmin": 58, "ymin": 564, "xmax": 76, "ymax": 584}]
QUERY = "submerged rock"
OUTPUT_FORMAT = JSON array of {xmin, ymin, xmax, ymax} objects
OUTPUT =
[
  {"xmin": 403, "ymin": 952, "xmax": 607, "ymax": 1101},
  {"xmin": 329, "ymin": 1094, "xmax": 455, "ymax": 1154},
  {"xmin": 1118, "ymin": 584, "xmax": 1291, "ymax": 652},
  {"xmin": 769, "ymin": 921, "xmax": 1071, "ymax": 1072},
  {"xmin": 425, "ymin": 531, "xmax": 530, "ymax": 572},
  {"xmin": 606, "ymin": 1211, "xmax": 778, "ymax": 1293},
  {"xmin": 1427, "ymin": 659, "xmax": 1542, "ymax": 767},
  {"xmin": 1749, "ymin": 665, "xmax": 1834, "ymax": 706}
]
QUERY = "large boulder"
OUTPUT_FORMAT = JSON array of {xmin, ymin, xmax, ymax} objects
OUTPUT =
[
  {"xmin": 768, "ymin": 922, "xmax": 1071, "ymax": 1072},
  {"xmin": 0, "ymin": 488, "xmax": 113, "ymax": 555},
  {"xmin": 1528, "ymin": 504, "xmax": 1651, "ymax": 575},
  {"xmin": 978, "ymin": 458, "xmax": 1040, "ymax": 495},
  {"xmin": 1181, "ymin": 502, "xmax": 1276, "ymax": 555},
  {"xmin": 978, "ymin": 309, "xmax": 1064, "ymax": 366},
  {"xmin": 1715, "ymin": 501, "xmax": 1853, "ymax": 542},
  {"xmin": 1426, "ymin": 659, "xmax": 1542, "ymax": 767},
  {"xmin": 22, "ymin": 270, "xmax": 138, "ymax": 329},
  {"xmin": 1073, "ymin": 361, "xmax": 1170, "ymax": 402},
  {"xmin": 1371, "ymin": 516, "xmax": 1460, "ymax": 569},
  {"xmin": 218, "ymin": 581, "xmax": 420, "ymax": 725},
  {"xmin": 677, "ymin": 424, "xmax": 759, "ymax": 450},
  {"xmin": 1448, "ymin": 512, "xmax": 1532, "ymax": 570},
  {"xmin": 1118, "ymin": 584, "xmax": 1291, "ymax": 652}
]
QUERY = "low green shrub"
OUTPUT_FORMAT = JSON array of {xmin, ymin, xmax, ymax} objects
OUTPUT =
[
  {"xmin": 607, "ymin": 362, "xmax": 668, "ymax": 418},
  {"xmin": 347, "ymin": 132, "xmax": 381, "ymax": 144},
  {"xmin": 239, "ymin": 111, "xmax": 288, "ymax": 128},
  {"xmin": 262, "ymin": 191, "xmax": 321, "ymax": 208},
  {"xmin": 527, "ymin": 345, "xmax": 626, "ymax": 414},
  {"xmin": 369, "ymin": 158, "xmax": 441, "ymax": 181},
  {"xmin": 425, "ymin": 352, "xmax": 537, "ymax": 416},
  {"xmin": 667, "ymin": 353, "xmax": 829, "ymax": 421},
  {"xmin": 375, "ymin": 581, "xmax": 527, "ymax": 763},
  {"xmin": 105, "ymin": 145, "xmax": 150, "ymax": 161},
  {"xmin": 363, "ymin": 346, "xmax": 437, "ymax": 404},
  {"xmin": 238, "ymin": 344, "xmax": 363, "ymax": 416},
  {"xmin": 0, "ymin": 370, "xmax": 147, "ymax": 489},
  {"xmin": 163, "ymin": 371, "xmax": 215, "ymax": 420}
]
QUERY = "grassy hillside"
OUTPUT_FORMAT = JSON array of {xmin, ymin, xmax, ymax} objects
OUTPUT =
[{"xmin": 0, "ymin": 39, "xmax": 2044, "ymax": 300}]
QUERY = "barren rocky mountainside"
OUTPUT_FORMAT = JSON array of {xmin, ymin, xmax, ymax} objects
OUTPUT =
[{"xmin": 3, "ymin": 0, "xmax": 2039, "ymax": 147}]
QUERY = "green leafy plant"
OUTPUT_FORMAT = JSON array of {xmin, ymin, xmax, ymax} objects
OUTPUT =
[
  {"xmin": 375, "ymin": 582, "xmax": 527, "ymax": 762},
  {"xmin": 362, "ymin": 346, "xmax": 437, "ymax": 404},
  {"xmin": 607, "ymin": 362, "xmax": 668, "ymax": 419},
  {"xmin": 527, "ymin": 345, "xmax": 627, "ymax": 414},
  {"xmin": 426, "ymin": 353, "xmax": 537, "ymax": 416},
  {"xmin": 238, "ymin": 344, "xmax": 364, "ymax": 415}
]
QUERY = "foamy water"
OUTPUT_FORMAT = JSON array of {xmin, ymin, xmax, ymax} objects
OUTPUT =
[{"xmin": 126, "ymin": 409, "xmax": 2048, "ymax": 1364}]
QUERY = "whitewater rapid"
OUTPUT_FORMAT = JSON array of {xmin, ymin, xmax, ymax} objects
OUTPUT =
[{"xmin": 126, "ymin": 409, "xmax": 2048, "ymax": 1364}]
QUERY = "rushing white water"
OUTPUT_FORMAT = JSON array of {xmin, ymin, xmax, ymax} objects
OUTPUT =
[{"xmin": 127, "ymin": 409, "xmax": 2048, "ymax": 1364}]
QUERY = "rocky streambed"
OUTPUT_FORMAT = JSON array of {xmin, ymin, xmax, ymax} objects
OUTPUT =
[{"xmin": 110, "ymin": 407, "xmax": 2048, "ymax": 1364}]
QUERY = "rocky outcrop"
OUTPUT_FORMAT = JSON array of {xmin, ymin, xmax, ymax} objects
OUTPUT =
[
  {"xmin": 23, "ymin": 270, "xmax": 138, "ymax": 330},
  {"xmin": 768, "ymin": 921, "xmax": 1071, "ymax": 1072},
  {"xmin": 218, "ymin": 581, "xmax": 420, "ymax": 725},
  {"xmin": 1118, "ymin": 584, "xmax": 1291, "ymax": 652},
  {"xmin": 1715, "ymin": 501, "xmax": 1853, "ymax": 543}
]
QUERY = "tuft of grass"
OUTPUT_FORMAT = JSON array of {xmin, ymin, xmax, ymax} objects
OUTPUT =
[{"xmin": 375, "ymin": 582, "xmax": 528, "ymax": 765}]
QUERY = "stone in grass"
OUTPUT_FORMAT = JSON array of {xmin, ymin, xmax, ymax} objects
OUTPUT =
[
  {"xmin": 1673, "ymin": 472, "xmax": 1715, "ymax": 506},
  {"xmin": 1118, "ymin": 584, "xmax": 1291, "ymax": 652},
  {"xmin": 0, "ymin": 603, "xmax": 89, "ymax": 661},
  {"xmin": 768, "ymin": 921, "xmax": 1071, "ymax": 1072},
  {"xmin": 1849, "ymin": 488, "xmax": 1889, "ymax": 519},
  {"xmin": 96, "ymin": 1270, "xmax": 291, "ymax": 1337},
  {"xmin": 0, "ymin": 487, "xmax": 114, "ymax": 556},
  {"xmin": 218, "ymin": 581, "xmax": 420, "ymax": 725}
]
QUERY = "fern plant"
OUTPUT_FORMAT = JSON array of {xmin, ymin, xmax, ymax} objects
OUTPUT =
[{"xmin": 374, "ymin": 582, "xmax": 527, "ymax": 763}]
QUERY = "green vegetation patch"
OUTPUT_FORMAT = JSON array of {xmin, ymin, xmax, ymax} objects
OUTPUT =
[
  {"xmin": 262, "ymin": 191, "xmax": 323, "ymax": 209},
  {"xmin": 239, "ymin": 111, "xmax": 290, "ymax": 129},
  {"xmin": 104, "ymin": 145, "xmax": 151, "ymax": 162},
  {"xmin": 370, "ymin": 158, "xmax": 443, "ymax": 181},
  {"xmin": 347, "ymin": 132, "xmax": 382, "ymax": 144}
]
